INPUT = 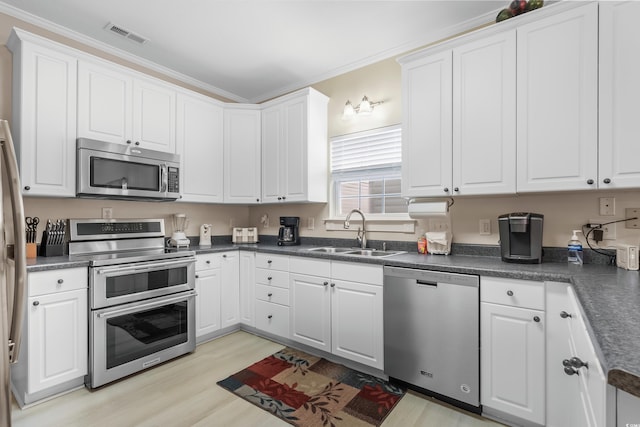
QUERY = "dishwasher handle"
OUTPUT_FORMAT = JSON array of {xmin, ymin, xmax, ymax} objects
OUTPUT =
[{"xmin": 416, "ymin": 280, "xmax": 438, "ymax": 287}]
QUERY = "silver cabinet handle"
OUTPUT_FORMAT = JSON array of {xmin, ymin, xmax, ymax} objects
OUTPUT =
[
  {"xmin": 560, "ymin": 311, "xmax": 572, "ymax": 319},
  {"xmin": 267, "ymin": 293, "xmax": 273, "ymax": 297},
  {"xmin": 96, "ymin": 258, "xmax": 194, "ymax": 275},
  {"xmin": 206, "ymin": 260, "xmax": 211, "ymax": 264},
  {"xmin": 267, "ymin": 276, "xmax": 272, "ymax": 281},
  {"xmin": 323, "ymin": 282, "xmax": 328, "ymax": 287},
  {"xmin": 57, "ymin": 279, "xmax": 64, "ymax": 284},
  {"xmin": 533, "ymin": 316, "xmax": 540, "ymax": 322},
  {"xmin": 267, "ymin": 315, "xmax": 273, "ymax": 319},
  {"xmin": 330, "ymin": 283, "xmax": 335, "ymax": 288},
  {"xmin": 570, "ymin": 357, "xmax": 589, "ymax": 370},
  {"xmin": 507, "ymin": 290, "xmax": 514, "ymax": 296},
  {"xmin": 32, "ymin": 301, "xmax": 39, "ymax": 306}
]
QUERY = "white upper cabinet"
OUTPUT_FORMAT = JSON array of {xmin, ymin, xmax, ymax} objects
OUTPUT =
[
  {"xmin": 78, "ymin": 60, "xmax": 177, "ymax": 153},
  {"xmin": 599, "ymin": 2, "xmax": 640, "ymax": 190},
  {"xmin": 453, "ymin": 31, "xmax": 516, "ymax": 196},
  {"xmin": 176, "ymin": 91, "xmax": 224, "ymax": 203},
  {"xmin": 261, "ymin": 87, "xmax": 329, "ymax": 204},
  {"xmin": 77, "ymin": 60, "xmax": 132, "ymax": 145},
  {"xmin": 516, "ymin": 3, "xmax": 598, "ymax": 192},
  {"xmin": 8, "ymin": 29, "xmax": 78, "ymax": 197},
  {"xmin": 401, "ymin": 50, "xmax": 453, "ymax": 198},
  {"xmin": 223, "ymin": 105, "xmax": 262, "ymax": 204}
]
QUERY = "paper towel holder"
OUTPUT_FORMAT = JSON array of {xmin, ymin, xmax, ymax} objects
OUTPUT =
[{"xmin": 407, "ymin": 198, "xmax": 454, "ymax": 218}]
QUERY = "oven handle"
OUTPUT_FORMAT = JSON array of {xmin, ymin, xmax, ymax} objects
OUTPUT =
[
  {"xmin": 96, "ymin": 291, "xmax": 197, "ymax": 319},
  {"xmin": 95, "ymin": 258, "xmax": 195, "ymax": 275}
]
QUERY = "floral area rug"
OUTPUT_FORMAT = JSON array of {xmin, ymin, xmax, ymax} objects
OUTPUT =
[{"xmin": 217, "ymin": 347, "xmax": 406, "ymax": 426}]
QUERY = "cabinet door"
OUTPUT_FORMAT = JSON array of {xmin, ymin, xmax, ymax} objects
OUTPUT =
[
  {"xmin": 223, "ymin": 107, "xmax": 262, "ymax": 203},
  {"xmin": 132, "ymin": 78, "xmax": 177, "ymax": 153},
  {"xmin": 599, "ymin": 2, "xmax": 640, "ymax": 189},
  {"xmin": 261, "ymin": 106, "xmax": 283, "ymax": 203},
  {"xmin": 28, "ymin": 289, "xmax": 87, "ymax": 393},
  {"xmin": 331, "ymin": 280, "xmax": 384, "ymax": 370},
  {"xmin": 77, "ymin": 60, "xmax": 132, "ymax": 145},
  {"xmin": 516, "ymin": 3, "xmax": 598, "ymax": 192},
  {"xmin": 453, "ymin": 31, "xmax": 516, "ymax": 196},
  {"xmin": 17, "ymin": 43, "xmax": 77, "ymax": 197},
  {"xmin": 290, "ymin": 273, "xmax": 331, "ymax": 352},
  {"xmin": 239, "ymin": 251, "xmax": 255, "ymax": 327},
  {"xmin": 281, "ymin": 97, "xmax": 308, "ymax": 202},
  {"xmin": 177, "ymin": 92, "xmax": 224, "ymax": 203},
  {"xmin": 401, "ymin": 50, "xmax": 453, "ymax": 198},
  {"xmin": 220, "ymin": 252, "xmax": 240, "ymax": 328},
  {"xmin": 546, "ymin": 282, "xmax": 586, "ymax": 427},
  {"xmin": 481, "ymin": 302, "xmax": 545, "ymax": 424},
  {"xmin": 195, "ymin": 269, "xmax": 221, "ymax": 338}
]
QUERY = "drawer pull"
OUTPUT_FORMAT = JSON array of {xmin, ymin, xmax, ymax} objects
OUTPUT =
[
  {"xmin": 206, "ymin": 260, "xmax": 211, "ymax": 264},
  {"xmin": 560, "ymin": 311, "xmax": 572, "ymax": 319},
  {"xmin": 267, "ymin": 260, "xmax": 273, "ymax": 264},
  {"xmin": 323, "ymin": 282, "xmax": 328, "ymax": 287},
  {"xmin": 506, "ymin": 290, "xmax": 514, "ymax": 296},
  {"xmin": 569, "ymin": 357, "xmax": 589, "ymax": 370},
  {"xmin": 267, "ymin": 315, "xmax": 273, "ymax": 319},
  {"xmin": 533, "ymin": 316, "xmax": 540, "ymax": 323},
  {"xmin": 330, "ymin": 283, "xmax": 335, "ymax": 288},
  {"xmin": 32, "ymin": 301, "xmax": 39, "ymax": 306},
  {"xmin": 267, "ymin": 293, "xmax": 273, "ymax": 297},
  {"xmin": 268, "ymin": 276, "xmax": 272, "ymax": 281},
  {"xmin": 564, "ymin": 365, "xmax": 579, "ymax": 376},
  {"xmin": 57, "ymin": 279, "xmax": 64, "ymax": 284},
  {"xmin": 223, "ymin": 254, "xmax": 227, "ymax": 258},
  {"xmin": 195, "ymin": 275, "xmax": 199, "ymax": 279}
]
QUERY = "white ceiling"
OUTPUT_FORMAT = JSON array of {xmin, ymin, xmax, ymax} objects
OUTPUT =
[{"xmin": 0, "ymin": 1, "xmax": 505, "ymax": 102}]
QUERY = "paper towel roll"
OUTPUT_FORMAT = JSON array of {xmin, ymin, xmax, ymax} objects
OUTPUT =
[{"xmin": 408, "ymin": 201, "xmax": 449, "ymax": 218}]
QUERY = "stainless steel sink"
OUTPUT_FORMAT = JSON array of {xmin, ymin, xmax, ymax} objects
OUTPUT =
[
  {"xmin": 306, "ymin": 247, "xmax": 354, "ymax": 254},
  {"xmin": 344, "ymin": 249, "xmax": 406, "ymax": 258},
  {"xmin": 306, "ymin": 247, "xmax": 406, "ymax": 258}
]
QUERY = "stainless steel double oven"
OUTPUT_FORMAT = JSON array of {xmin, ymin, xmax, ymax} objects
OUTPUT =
[{"xmin": 68, "ymin": 218, "xmax": 196, "ymax": 388}]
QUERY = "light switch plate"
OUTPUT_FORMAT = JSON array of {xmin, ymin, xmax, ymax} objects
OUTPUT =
[
  {"xmin": 102, "ymin": 207, "xmax": 113, "ymax": 219},
  {"xmin": 308, "ymin": 217, "xmax": 315, "ymax": 230},
  {"xmin": 479, "ymin": 219, "xmax": 491, "ymax": 235},
  {"xmin": 599, "ymin": 197, "xmax": 615, "ymax": 216}
]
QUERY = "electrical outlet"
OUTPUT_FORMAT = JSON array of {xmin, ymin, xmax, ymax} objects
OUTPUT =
[
  {"xmin": 308, "ymin": 217, "xmax": 315, "ymax": 230},
  {"xmin": 102, "ymin": 207, "xmax": 113, "ymax": 219},
  {"xmin": 429, "ymin": 220, "xmax": 449, "ymax": 231},
  {"xmin": 626, "ymin": 208, "xmax": 640, "ymax": 229},
  {"xmin": 229, "ymin": 218, "xmax": 235, "ymax": 228},
  {"xmin": 589, "ymin": 218, "xmax": 616, "ymax": 240},
  {"xmin": 479, "ymin": 219, "xmax": 491, "ymax": 235},
  {"xmin": 599, "ymin": 197, "xmax": 615, "ymax": 216}
]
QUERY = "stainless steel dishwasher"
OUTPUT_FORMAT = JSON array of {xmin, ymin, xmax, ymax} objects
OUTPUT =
[{"xmin": 383, "ymin": 266, "xmax": 480, "ymax": 412}]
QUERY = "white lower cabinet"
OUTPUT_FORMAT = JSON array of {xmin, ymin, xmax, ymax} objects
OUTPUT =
[
  {"xmin": 480, "ymin": 277, "xmax": 545, "ymax": 425},
  {"xmin": 239, "ymin": 251, "xmax": 255, "ymax": 327},
  {"xmin": 12, "ymin": 267, "xmax": 88, "ymax": 406},
  {"xmin": 195, "ymin": 252, "xmax": 239, "ymax": 343},
  {"xmin": 254, "ymin": 253, "xmax": 290, "ymax": 338},
  {"xmin": 617, "ymin": 389, "xmax": 640, "ymax": 427},
  {"xmin": 290, "ymin": 257, "xmax": 383, "ymax": 370},
  {"xmin": 546, "ymin": 281, "xmax": 608, "ymax": 427}
]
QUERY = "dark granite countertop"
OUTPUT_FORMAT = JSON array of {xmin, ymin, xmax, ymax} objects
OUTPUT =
[{"xmin": 25, "ymin": 243, "xmax": 640, "ymax": 397}]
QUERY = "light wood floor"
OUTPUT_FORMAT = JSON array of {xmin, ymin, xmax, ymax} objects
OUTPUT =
[{"xmin": 12, "ymin": 331, "xmax": 502, "ymax": 427}]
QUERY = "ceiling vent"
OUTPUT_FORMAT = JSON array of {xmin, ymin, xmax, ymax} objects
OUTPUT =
[{"xmin": 104, "ymin": 22, "xmax": 148, "ymax": 45}]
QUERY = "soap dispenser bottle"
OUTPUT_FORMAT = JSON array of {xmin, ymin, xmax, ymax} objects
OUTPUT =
[{"xmin": 567, "ymin": 229, "xmax": 583, "ymax": 265}]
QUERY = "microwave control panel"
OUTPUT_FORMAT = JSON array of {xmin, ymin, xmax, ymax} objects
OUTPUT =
[{"xmin": 168, "ymin": 167, "xmax": 180, "ymax": 193}]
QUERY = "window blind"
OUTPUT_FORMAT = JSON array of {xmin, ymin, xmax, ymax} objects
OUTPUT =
[{"xmin": 331, "ymin": 124, "xmax": 402, "ymax": 173}]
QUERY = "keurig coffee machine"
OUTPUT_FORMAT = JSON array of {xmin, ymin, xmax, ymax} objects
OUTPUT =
[
  {"xmin": 498, "ymin": 212, "xmax": 544, "ymax": 263},
  {"xmin": 278, "ymin": 216, "xmax": 300, "ymax": 246}
]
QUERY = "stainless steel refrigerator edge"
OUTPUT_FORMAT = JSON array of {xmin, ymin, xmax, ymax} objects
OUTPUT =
[
  {"xmin": 0, "ymin": 120, "xmax": 28, "ymax": 427},
  {"xmin": 383, "ymin": 266, "xmax": 480, "ymax": 412}
]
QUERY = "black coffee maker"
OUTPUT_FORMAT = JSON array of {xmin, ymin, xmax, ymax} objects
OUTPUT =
[
  {"xmin": 278, "ymin": 216, "xmax": 300, "ymax": 246},
  {"xmin": 498, "ymin": 212, "xmax": 544, "ymax": 263}
]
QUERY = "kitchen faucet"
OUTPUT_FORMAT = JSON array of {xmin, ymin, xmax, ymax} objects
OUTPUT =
[{"xmin": 344, "ymin": 209, "xmax": 367, "ymax": 249}]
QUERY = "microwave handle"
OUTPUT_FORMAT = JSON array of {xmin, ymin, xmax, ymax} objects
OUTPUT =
[{"xmin": 160, "ymin": 164, "xmax": 168, "ymax": 193}]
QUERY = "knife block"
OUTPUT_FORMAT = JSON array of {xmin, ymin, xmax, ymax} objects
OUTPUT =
[{"xmin": 39, "ymin": 231, "xmax": 66, "ymax": 257}]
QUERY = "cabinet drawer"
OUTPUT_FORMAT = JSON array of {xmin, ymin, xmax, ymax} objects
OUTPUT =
[
  {"xmin": 331, "ymin": 261, "xmax": 383, "ymax": 285},
  {"xmin": 255, "ymin": 284, "xmax": 289, "ymax": 306},
  {"xmin": 255, "ymin": 300, "xmax": 289, "ymax": 338},
  {"xmin": 255, "ymin": 253, "xmax": 289, "ymax": 270},
  {"xmin": 289, "ymin": 256, "xmax": 330, "ymax": 277},
  {"xmin": 481, "ymin": 277, "xmax": 544, "ymax": 310},
  {"xmin": 28, "ymin": 267, "xmax": 88, "ymax": 296},
  {"xmin": 256, "ymin": 268, "xmax": 289, "ymax": 289},
  {"xmin": 196, "ymin": 254, "xmax": 221, "ymax": 271}
]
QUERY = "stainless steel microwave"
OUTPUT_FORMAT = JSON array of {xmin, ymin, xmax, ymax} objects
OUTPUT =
[{"xmin": 76, "ymin": 138, "xmax": 181, "ymax": 201}]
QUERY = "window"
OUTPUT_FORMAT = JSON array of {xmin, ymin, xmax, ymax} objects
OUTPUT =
[{"xmin": 331, "ymin": 125, "xmax": 406, "ymax": 217}]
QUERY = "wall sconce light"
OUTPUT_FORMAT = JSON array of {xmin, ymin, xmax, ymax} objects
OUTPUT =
[{"xmin": 342, "ymin": 95, "xmax": 383, "ymax": 120}]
